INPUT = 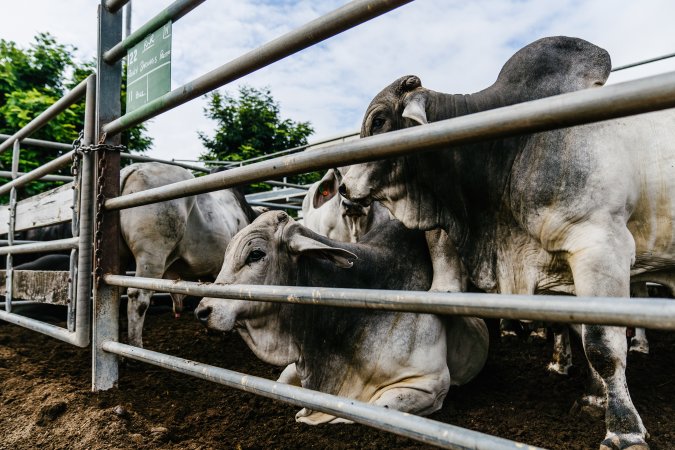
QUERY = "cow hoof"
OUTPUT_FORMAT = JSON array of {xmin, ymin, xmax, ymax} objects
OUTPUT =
[
  {"xmin": 599, "ymin": 434, "xmax": 649, "ymax": 450},
  {"xmin": 529, "ymin": 327, "xmax": 548, "ymax": 341},
  {"xmin": 570, "ymin": 395, "xmax": 605, "ymax": 419},
  {"xmin": 546, "ymin": 361, "xmax": 571, "ymax": 376},
  {"xmin": 629, "ymin": 339, "xmax": 649, "ymax": 354},
  {"xmin": 500, "ymin": 329, "xmax": 518, "ymax": 338}
]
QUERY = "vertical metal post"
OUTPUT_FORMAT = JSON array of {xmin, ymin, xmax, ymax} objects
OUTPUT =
[
  {"xmin": 5, "ymin": 139, "xmax": 21, "ymax": 312},
  {"xmin": 71, "ymin": 74, "xmax": 98, "ymax": 341},
  {"xmin": 124, "ymin": 1, "xmax": 132, "ymax": 39},
  {"xmin": 92, "ymin": 4, "xmax": 123, "ymax": 391},
  {"xmin": 67, "ymin": 248, "xmax": 78, "ymax": 331}
]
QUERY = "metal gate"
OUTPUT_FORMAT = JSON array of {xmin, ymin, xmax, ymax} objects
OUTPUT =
[
  {"xmin": 0, "ymin": 75, "xmax": 95, "ymax": 348},
  {"xmin": 2, "ymin": 1, "xmax": 675, "ymax": 449}
]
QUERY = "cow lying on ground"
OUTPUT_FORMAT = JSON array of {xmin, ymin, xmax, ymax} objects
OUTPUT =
[
  {"xmin": 120, "ymin": 162, "xmax": 258, "ymax": 347},
  {"xmin": 339, "ymin": 36, "xmax": 675, "ymax": 449},
  {"xmin": 195, "ymin": 211, "xmax": 488, "ymax": 424}
]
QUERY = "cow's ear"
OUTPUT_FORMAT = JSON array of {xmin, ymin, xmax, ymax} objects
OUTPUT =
[
  {"xmin": 402, "ymin": 93, "xmax": 428, "ymax": 125},
  {"xmin": 312, "ymin": 169, "xmax": 339, "ymax": 209},
  {"xmin": 287, "ymin": 234, "xmax": 357, "ymax": 269}
]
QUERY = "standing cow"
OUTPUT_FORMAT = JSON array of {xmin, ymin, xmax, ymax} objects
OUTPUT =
[
  {"xmin": 120, "ymin": 162, "xmax": 258, "ymax": 348},
  {"xmin": 195, "ymin": 211, "xmax": 488, "ymax": 424},
  {"xmin": 339, "ymin": 36, "xmax": 675, "ymax": 449}
]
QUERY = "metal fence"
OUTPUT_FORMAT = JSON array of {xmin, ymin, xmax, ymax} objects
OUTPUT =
[
  {"xmin": 0, "ymin": 76, "xmax": 96, "ymax": 346},
  {"xmin": 2, "ymin": 1, "xmax": 675, "ymax": 449}
]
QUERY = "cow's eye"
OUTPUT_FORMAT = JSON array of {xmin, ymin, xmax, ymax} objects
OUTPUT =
[
  {"xmin": 246, "ymin": 249, "xmax": 266, "ymax": 264},
  {"xmin": 371, "ymin": 117, "xmax": 385, "ymax": 130}
]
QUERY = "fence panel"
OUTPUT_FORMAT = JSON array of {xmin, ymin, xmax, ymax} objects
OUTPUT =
[
  {"xmin": 0, "ymin": 75, "xmax": 96, "ymax": 348},
  {"xmin": 2, "ymin": 1, "xmax": 674, "ymax": 449}
]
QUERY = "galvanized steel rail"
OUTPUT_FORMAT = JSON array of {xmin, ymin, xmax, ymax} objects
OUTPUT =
[
  {"xmin": 0, "ymin": 171, "xmax": 73, "ymax": 182},
  {"xmin": 120, "ymin": 152, "xmax": 209, "ymax": 172},
  {"xmin": 3, "ymin": 1, "xmax": 675, "ymax": 449},
  {"xmin": 104, "ymin": 0, "xmax": 129, "ymax": 13},
  {"xmin": 101, "ymin": 0, "xmax": 413, "ymax": 135},
  {"xmin": 102, "ymin": 340, "xmax": 541, "ymax": 450},
  {"xmin": 0, "ymin": 134, "xmax": 72, "ymax": 151},
  {"xmin": 104, "ymin": 70, "xmax": 675, "ymax": 211},
  {"xmin": 612, "ymin": 51, "xmax": 675, "ymax": 72},
  {"xmin": 0, "ymin": 237, "xmax": 80, "ymax": 255},
  {"xmin": 0, "ymin": 77, "xmax": 88, "ymax": 153},
  {"xmin": 103, "ymin": 0, "xmax": 205, "ymax": 63},
  {"xmin": 0, "ymin": 74, "xmax": 96, "ymax": 348},
  {"xmin": 0, "ymin": 152, "xmax": 74, "ymax": 197},
  {"xmin": 104, "ymin": 275, "xmax": 675, "ymax": 329}
]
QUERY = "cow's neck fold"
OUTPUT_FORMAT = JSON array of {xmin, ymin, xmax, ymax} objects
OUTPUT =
[
  {"xmin": 412, "ymin": 88, "xmax": 526, "ymax": 291},
  {"xmin": 239, "ymin": 309, "xmax": 300, "ymax": 366}
]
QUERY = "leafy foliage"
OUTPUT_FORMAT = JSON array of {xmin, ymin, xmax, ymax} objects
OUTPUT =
[
  {"xmin": 198, "ymin": 86, "xmax": 318, "ymax": 190},
  {"xmin": 0, "ymin": 33, "xmax": 152, "ymax": 198}
]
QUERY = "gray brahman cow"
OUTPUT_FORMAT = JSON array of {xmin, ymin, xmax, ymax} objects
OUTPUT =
[
  {"xmin": 120, "ymin": 162, "xmax": 257, "ymax": 347},
  {"xmin": 304, "ymin": 168, "xmax": 467, "ymax": 293},
  {"xmin": 195, "ymin": 211, "xmax": 488, "ymax": 424},
  {"xmin": 302, "ymin": 168, "xmax": 391, "ymax": 243},
  {"xmin": 339, "ymin": 36, "xmax": 675, "ymax": 449}
]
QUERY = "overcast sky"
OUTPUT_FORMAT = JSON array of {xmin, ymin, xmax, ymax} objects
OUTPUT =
[{"xmin": 3, "ymin": 1, "xmax": 675, "ymax": 163}]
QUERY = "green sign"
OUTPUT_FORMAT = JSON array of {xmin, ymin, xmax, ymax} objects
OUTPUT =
[{"xmin": 126, "ymin": 21, "xmax": 172, "ymax": 112}]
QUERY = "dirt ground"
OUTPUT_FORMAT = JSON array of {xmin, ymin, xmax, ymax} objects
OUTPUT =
[{"xmin": 0, "ymin": 302, "xmax": 673, "ymax": 450}]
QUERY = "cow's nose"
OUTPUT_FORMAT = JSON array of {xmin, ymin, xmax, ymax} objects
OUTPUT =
[
  {"xmin": 341, "ymin": 196, "xmax": 354, "ymax": 208},
  {"xmin": 195, "ymin": 306, "xmax": 212, "ymax": 325},
  {"xmin": 339, "ymin": 183, "xmax": 372, "ymax": 207}
]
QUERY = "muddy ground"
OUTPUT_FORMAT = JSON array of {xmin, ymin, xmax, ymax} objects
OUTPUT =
[{"xmin": 0, "ymin": 302, "xmax": 673, "ymax": 450}]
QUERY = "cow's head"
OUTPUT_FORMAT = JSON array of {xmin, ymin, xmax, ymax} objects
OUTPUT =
[
  {"xmin": 308, "ymin": 168, "xmax": 386, "ymax": 242},
  {"xmin": 340, "ymin": 37, "xmax": 612, "ymax": 232},
  {"xmin": 339, "ymin": 75, "xmax": 442, "ymax": 230},
  {"xmin": 195, "ymin": 211, "xmax": 356, "ymax": 365}
]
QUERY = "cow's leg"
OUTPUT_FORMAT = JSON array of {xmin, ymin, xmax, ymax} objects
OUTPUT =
[
  {"xmin": 547, "ymin": 326, "xmax": 573, "ymax": 375},
  {"xmin": 277, "ymin": 363, "xmax": 301, "ymax": 386},
  {"xmin": 127, "ymin": 257, "xmax": 166, "ymax": 348},
  {"xmin": 425, "ymin": 229, "xmax": 466, "ymax": 292},
  {"xmin": 566, "ymin": 228, "xmax": 647, "ymax": 450},
  {"xmin": 629, "ymin": 328, "xmax": 649, "ymax": 354},
  {"xmin": 628, "ymin": 282, "xmax": 649, "ymax": 354},
  {"xmin": 499, "ymin": 319, "xmax": 524, "ymax": 338},
  {"xmin": 529, "ymin": 321, "xmax": 548, "ymax": 340}
]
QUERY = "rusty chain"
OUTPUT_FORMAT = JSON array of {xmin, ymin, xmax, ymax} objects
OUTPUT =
[
  {"xmin": 70, "ymin": 131, "xmax": 85, "ymax": 238},
  {"xmin": 72, "ymin": 131, "xmax": 125, "ymax": 286},
  {"xmin": 70, "ymin": 131, "xmax": 84, "ymax": 178}
]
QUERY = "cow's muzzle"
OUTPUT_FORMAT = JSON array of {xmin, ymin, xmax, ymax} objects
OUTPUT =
[
  {"xmin": 195, "ymin": 305, "xmax": 212, "ymax": 326},
  {"xmin": 341, "ymin": 197, "xmax": 366, "ymax": 217},
  {"xmin": 338, "ymin": 183, "xmax": 372, "ymax": 207}
]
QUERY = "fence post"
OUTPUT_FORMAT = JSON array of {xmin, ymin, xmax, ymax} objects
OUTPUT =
[
  {"xmin": 4, "ymin": 139, "xmax": 21, "ymax": 313},
  {"xmin": 92, "ymin": 2, "xmax": 123, "ymax": 391}
]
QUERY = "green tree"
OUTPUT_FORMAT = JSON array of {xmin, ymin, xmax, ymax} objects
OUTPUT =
[
  {"xmin": 198, "ymin": 86, "xmax": 317, "ymax": 190},
  {"xmin": 0, "ymin": 33, "xmax": 152, "ymax": 197}
]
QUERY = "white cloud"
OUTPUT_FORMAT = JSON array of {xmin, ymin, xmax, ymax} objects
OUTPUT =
[{"xmin": 3, "ymin": 0, "xmax": 675, "ymax": 162}]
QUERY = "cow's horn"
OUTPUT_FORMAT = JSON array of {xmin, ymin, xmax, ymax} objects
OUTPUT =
[{"xmin": 399, "ymin": 75, "xmax": 422, "ymax": 94}]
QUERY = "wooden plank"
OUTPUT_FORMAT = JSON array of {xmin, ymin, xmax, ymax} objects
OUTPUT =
[
  {"xmin": 0, "ymin": 182, "xmax": 74, "ymax": 235},
  {"xmin": 0, "ymin": 270, "xmax": 70, "ymax": 304}
]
